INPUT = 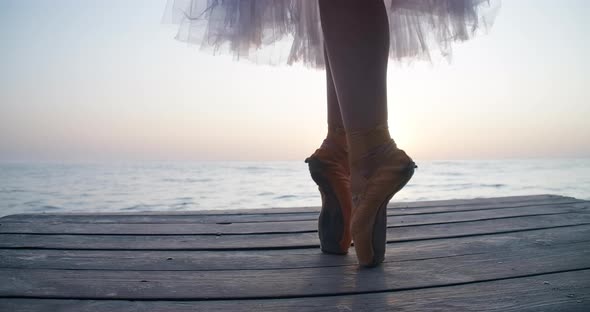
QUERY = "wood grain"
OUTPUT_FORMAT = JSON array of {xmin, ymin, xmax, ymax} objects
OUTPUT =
[
  {"xmin": 1, "ymin": 269, "xmax": 588, "ymax": 312},
  {"xmin": 1, "ymin": 195, "xmax": 588, "ymax": 311},
  {"xmin": 1, "ymin": 202, "xmax": 587, "ymax": 235}
]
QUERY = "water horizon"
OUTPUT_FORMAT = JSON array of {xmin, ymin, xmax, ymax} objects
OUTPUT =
[{"xmin": 1, "ymin": 158, "xmax": 589, "ymax": 218}]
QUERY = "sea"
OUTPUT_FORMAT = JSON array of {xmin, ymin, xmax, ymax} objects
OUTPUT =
[{"xmin": 1, "ymin": 159, "xmax": 589, "ymax": 217}]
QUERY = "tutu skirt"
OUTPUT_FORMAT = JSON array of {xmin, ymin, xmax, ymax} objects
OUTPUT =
[{"xmin": 163, "ymin": 0, "xmax": 499, "ymax": 68}]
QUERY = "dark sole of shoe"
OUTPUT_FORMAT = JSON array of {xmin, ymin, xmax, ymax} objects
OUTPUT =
[
  {"xmin": 306, "ymin": 158, "xmax": 348, "ymax": 255},
  {"xmin": 364, "ymin": 161, "xmax": 416, "ymax": 267}
]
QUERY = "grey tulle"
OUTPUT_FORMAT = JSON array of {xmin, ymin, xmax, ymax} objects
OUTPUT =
[{"xmin": 163, "ymin": 0, "xmax": 500, "ymax": 68}]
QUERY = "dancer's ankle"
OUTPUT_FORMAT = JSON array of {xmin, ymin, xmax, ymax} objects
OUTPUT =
[
  {"xmin": 320, "ymin": 125, "xmax": 348, "ymax": 152},
  {"xmin": 347, "ymin": 124, "xmax": 392, "ymax": 167}
]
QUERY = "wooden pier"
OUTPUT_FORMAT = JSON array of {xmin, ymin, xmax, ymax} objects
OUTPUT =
[{"xmin": 1, "ymin": 194, "xmax": 589, "ymax": 311}]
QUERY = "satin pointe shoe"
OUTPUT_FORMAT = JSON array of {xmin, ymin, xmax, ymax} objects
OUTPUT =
[
  {"xmin": 305, "ymin": 140, "xmax": 353, "ymax": 255},
  {"xmin": 351, "ymin": 140, "xmax": 416, "ymax": 267}
]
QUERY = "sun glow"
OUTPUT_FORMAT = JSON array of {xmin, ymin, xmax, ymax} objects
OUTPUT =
[{"xmin": 0, "ymin": 0, "xmax": 589, "ymax": 162}]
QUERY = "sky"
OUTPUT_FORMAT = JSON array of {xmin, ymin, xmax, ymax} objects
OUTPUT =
[{"xmin": 0, "ymin": 0, "xmax": 588, "ymax": 162}]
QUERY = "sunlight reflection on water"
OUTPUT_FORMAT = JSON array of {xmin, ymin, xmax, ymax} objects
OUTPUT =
[{"xmin": 1, "ymin": 159, "xmax": 588, "ymax": 217}]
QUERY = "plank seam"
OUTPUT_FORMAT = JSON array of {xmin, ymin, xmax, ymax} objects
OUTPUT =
[
  {"xmin": 0, "ymin": 252, "xmax": 490, "ymax": 272},
  {"xmin": 1, "ymin": 211, "xmax": 587, "ymax": 236},
  {"xmin": 1, "ymin": 267, "xmax": 589, "ymax": 301},
  {"xmin": 1, "ymin": 199, "xmax": 584, "ymax": 221},
  {"xmin": 2, "ymin": 223, "xmax": 590, "ymax": 251}
]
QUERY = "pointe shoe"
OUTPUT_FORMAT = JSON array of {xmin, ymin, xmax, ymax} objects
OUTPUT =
[
  {"xmin": 305, "ymin": 143, "xmax": 353, "ymax": 255},
  {"xmin": 351, "ymin": 140, "xmax": 416, "ymax": 267}
]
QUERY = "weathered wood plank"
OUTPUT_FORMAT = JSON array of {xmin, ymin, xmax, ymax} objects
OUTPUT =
[
  {"xmin": 1, "ymin": 196, "xmax": 588, "ymax": 311},
  {"xmin": 1, "ymin": 241, "xmax": 589, "ymax": 299},
  {"xmin": 1, "ymin": 202, "xmax": 587, "ymax": 235},
  {"xmin": 1, "ymin": 213, "xmax": 589, "ymax": 250},
  {"xmin": 1, "ymin": 269, "xmax": 588, "ymax": 312},
  {"xmin": 0, "ymin": 195, "xmax": 577, "ymax": 224},
  {"xmin": 1, "ymin": 224, "xmax": 589, "ymax": 271}
]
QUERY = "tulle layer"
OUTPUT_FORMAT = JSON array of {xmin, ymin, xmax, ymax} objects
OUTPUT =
[{"xmin": 163, "ymin": 0, "xmax": 499, "ymax": 68}]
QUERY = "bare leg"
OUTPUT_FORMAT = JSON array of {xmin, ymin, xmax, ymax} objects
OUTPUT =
[
  {"xmin": 319, "ymin": 0, "xmax": 389, "ymax": 132},
  {"xmin": 319, "ymin": 0, "xmax": 415, "ymax": 267},
  {"xmin": 321, "ymin": 43, "xmax": 347, "ymax": 151},
  {"xmin": 319, "ymin": 0, "xmax": 396, "ymax": 185},
  {"xmin": 325, "ymin": 44, "xmax": 344, "ymax": 131},
  {"xmin": 303, "ymin": 44, "xmax": 352, "ymax": 255},
  {"xmin": 319, "ymin": 0, "xmax": 394, "ymax": 179}
]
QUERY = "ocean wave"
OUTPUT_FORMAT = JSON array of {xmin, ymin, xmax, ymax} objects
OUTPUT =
[
  {"xmin": 175, "ymin": 197, "xmax": 194, "ymax": 201},
  {"xmin": 162, "ymin": 178, "xmax": 213, "ymax": 183},
  {"xmin": 31, "ymin": 205, "xmax": 62, "ymax": 212},
  {"xmin": 437, "ymin": 171, "xmax": 464, "ymax": 176},
  {"xmin": 480, "ymin": 183, "xmax": 506, "ymax": 188},
  {"xmin": 1, "ymin": 159, "xmax": 588, "ymax": 216},
  {"xmin": 0, "ymin": 188, "xmax": 28, "ymax": 193},
  {"xmin": 274, "ymin": 195, "xmax": 297, "ymax": 200},
  {"xmin": 121, "ymin": 204, "xmax": 161, "ymax": 211}
]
